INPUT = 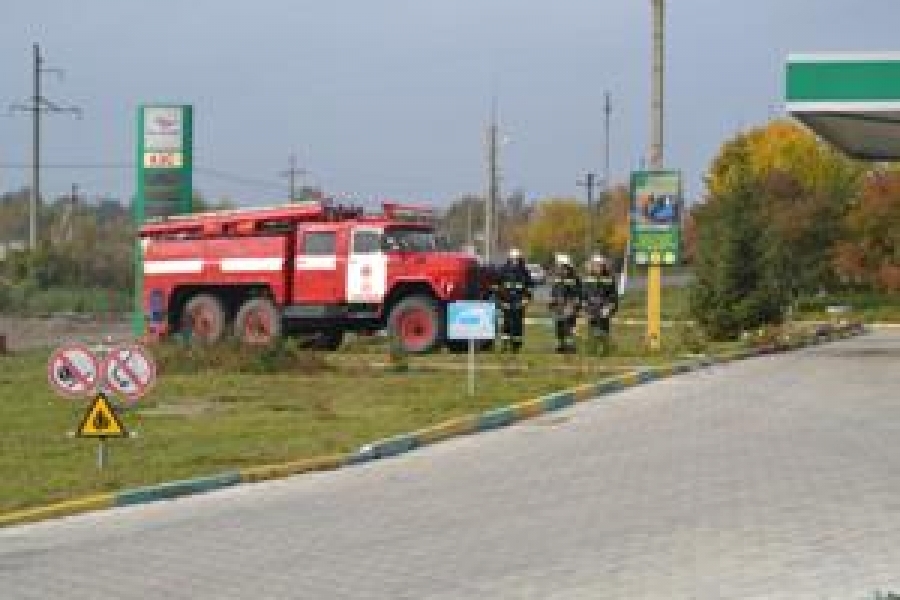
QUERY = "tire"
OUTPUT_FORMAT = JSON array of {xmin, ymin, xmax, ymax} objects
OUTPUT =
[
  {"xmin": 182, "ymin": 294, "xmax": 227, "ymax": 344},
  {"xmin": 234, "ymin": 297, "xmax": 282, "ymax": 346},
  {"xmin": 387, "ymin": 295, "xmax": 441, "ymax": 354},
  {"xmin": 311, "ymin": 330, "xmax": 344, "ymax": 351}
]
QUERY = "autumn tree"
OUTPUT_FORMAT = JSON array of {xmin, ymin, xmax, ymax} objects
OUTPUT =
[
  {"xmin": 704, "ymin": 120, "xmax": 863, "ymax": 296},
  {"xmin": 596, "ymin": 184, "xmax": 630, "ymax": 258},
  {"xmin": 834, "ymin": 171, "xmax": 900, "ymax": 291},
  {"xmin": 521, "ymin": 198, "xmax": 588, "ymax": 265}
]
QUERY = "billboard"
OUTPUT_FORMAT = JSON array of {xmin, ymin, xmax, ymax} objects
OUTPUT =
[
  {"xmin": 135, "ymin": 105, "xmax": 193, "ymax": 222},
  {"xmin": 629, "ymin": 170, "xmax": 682, "ymax": 266},
  {"xmin": 133, "ymin": 104, "xmax": 193, "ymax": 336}
]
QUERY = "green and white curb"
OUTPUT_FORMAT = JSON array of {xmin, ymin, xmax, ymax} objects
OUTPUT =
[{"xmin": 0, "ymin": 323, "xmax": 866, "ymax": 528}]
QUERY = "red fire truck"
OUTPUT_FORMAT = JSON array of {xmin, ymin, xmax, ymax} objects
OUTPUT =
[{"xmin": 139, "ymin": 200, "xmax": 488, "ymax": 353}]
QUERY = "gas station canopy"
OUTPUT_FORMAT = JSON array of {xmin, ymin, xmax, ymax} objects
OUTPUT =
[{"xmin": 787, "ymin": 52, "xmax": 900, "ymax": 160}]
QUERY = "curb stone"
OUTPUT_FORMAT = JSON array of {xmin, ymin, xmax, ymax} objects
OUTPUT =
[{"xmin": 0, "ymin": 323, "xmax": 866, "ymax": 528}]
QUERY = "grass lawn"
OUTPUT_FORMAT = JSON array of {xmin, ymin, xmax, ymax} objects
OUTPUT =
[
  {"xmin": 794, "ymin": 291, "xmax": 900, "ymax": 323},
  {"xmin": 617, "ymin": 286, "xmax": 691, "ymax": 321},
  {"xmin": 528, "ymin": 285, "xmax": 692, "ymax": 322},
  {"xmin": 0, "ymin": 319, "xmax": 730, "ymax": 514}
]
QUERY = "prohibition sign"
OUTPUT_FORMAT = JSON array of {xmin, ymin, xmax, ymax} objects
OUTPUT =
[
  {"xmin": 100, "ymin": 344, "xmax": 156, "ymax": 401},
  {"xmin": 47, "ymin": 344, "xmax": 100, "ymax": 399}
]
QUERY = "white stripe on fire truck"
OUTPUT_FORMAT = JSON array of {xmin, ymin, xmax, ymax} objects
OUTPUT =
[
  {"xmin": 295, "ymin": 255, "xmax": 337, "ymax": 270},
  {"xmin": 143, "ymin": 259, "xmax": 204, "ymax": 275},
  {"xmin": 219, "ymin": 257, "xmax": 283, "ymax": 272}
]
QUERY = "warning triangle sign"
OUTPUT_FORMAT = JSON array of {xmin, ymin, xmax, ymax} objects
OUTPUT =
[{"xmin": 77, "ymin": 394, "xmax": 127, "ymax": 438}]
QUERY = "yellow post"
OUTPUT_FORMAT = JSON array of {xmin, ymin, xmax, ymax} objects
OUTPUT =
[{"xmin": 647, "ymin": 252, "xmax": 662, "ymax": 350}]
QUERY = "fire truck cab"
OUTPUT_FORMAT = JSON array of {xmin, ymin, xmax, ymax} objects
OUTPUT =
[{"xmin": 139, "ymin": 200, "xmax": 484, "ymax": 353}]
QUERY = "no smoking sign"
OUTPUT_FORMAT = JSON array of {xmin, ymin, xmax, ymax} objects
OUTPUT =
[
  {"xmin": 100, "ymin": 344, "xmax": 157, "ymax": 401},
  {"xmin": 48, "ymin": 344, "xmax": 100, "ymax": 398}
]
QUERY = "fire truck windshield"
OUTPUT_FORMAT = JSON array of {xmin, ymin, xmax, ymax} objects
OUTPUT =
[{"xmin": 382, "ymin": 228, "xmax": 445, "ymax": 252}]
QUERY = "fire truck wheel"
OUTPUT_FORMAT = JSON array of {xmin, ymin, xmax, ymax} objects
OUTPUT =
[
  {"xmin": 235, "ymin": 297, "xmax": 282, "ymax": 346},
  {"xmin": 387, "ymin": 295, "xmax": 441, "ymax": 354},
  {"xmin": 182, "ymin": 294, "xmax": 227, "ymax": 344}
]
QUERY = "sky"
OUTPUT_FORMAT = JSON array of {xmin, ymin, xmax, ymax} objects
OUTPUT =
[{"xmin": 1, "ymin": 0, "xmax": 899, "ymax": 207}]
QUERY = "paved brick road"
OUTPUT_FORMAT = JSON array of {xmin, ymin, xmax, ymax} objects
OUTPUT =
[{"xmin": 3, "ymin": 332, "xmax": 900, "ymax": 599}]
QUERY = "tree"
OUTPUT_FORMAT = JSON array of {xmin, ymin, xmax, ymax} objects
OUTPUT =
[
  {"xmin": 835, "ymin": 171, "xmax": 900, "ymax": 291},
  {"xmin": 707, "ymin": 120, "xmax": 862, "ymax": 202},
  {"xmin": 705, "ymin": 120, "xmax": 864, "ymax": 296},
  {"xmin": 690, "ymin": 167, "xmax": 788, "ymax": 340},
  {"xmin": 192, "ymin": 190, "xmax": 236, "ymax": 213},
  {"xmin": 439, "ymin": 195, "xmax": 485, "ymax": 251},
  {"xmin": 522, "ymin": 199, "xmax": 588, "ymax": 265},
  {"xmin": 596, "ymin": 184, "xmax": 630, "ymax": 257}
]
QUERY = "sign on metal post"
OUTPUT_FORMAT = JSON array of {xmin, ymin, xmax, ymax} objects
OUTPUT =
[
  {"xmin": 447, "ymin": 301, "xmax": 496, "ymax": 340},
  {"xmin": 630, "ymin": 170, "xmax": 682, "ymax": 351},
  {"xmin": 76, "ymin": 392, "xmax": 127, "ymax": 470},
  {"xmin": 76, "ymin": 393, "xmax": 127, "ymax": 439},
  {"xmin": 47, "ymin": 344, "xmax": 100, "ymax": 399},
  {"xmin": 136, "ymin": 105, "xmax": 193, "ymax": 220},
  {"xmin": 447, "ymin": 301, "xmax": 496, "ymax": 396},
  {"xmin": 134, "ymin": 104, "xmax": 193, "ymax": 337},
  {"xmin": 629, "ymin": 170, "xmax": 682, "ymax": 266},
  {"xmin": 100, "ymin": 344, "xmax": 157, "ymax": 402},
  {"xmin": 48, "ymin": 340, "xmax": 155, "ymax": 470}
]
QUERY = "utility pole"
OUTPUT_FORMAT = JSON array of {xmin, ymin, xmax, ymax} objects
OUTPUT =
[
  {"xmin": 604, "ymin": 91, "xmax": 612, "ymax": 197},
  {"xmin": 10, "ymin": 44, "xmax": 81, "ymax": 250},
  {"xmin": 650, "ymin": 0, "xmax": 665, "ymax": 170},
  {"xmin": 577, "ymin": 172, "xmax": 603, "ymax": 261},
  {"xmin": 485, "ymin": 99, "xmax": 500, "ymax": 263},
  {"xmin": 279, "ymin": 154, "xmax": 307, "ymax": 202},
  {"xmin": 647, "ymin": 0, "xmax": 666, "ymax": 350}
]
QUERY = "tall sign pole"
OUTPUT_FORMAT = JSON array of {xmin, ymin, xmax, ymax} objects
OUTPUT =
[
  {"xmin": 133, "ymin": 105, "xmax": 193, "ymax": 336},
  {"xmin": 648, "ymin": 0, "xmax": 665, "ymax": 350}
]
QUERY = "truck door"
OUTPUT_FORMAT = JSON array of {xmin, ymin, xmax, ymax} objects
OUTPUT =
[
  {"xmin": 347, "ymin": 227, "xmax": 387, "ymax": 304},
  {"xmin": 293, "ymin": 226, "xmax": 346, "ymax": 305}
]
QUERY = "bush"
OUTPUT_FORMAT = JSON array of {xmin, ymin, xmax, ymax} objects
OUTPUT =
[
  {"xmin": 690, "ymin": 168, "xmax": 788, "ymax": 341},
  {"xmin": 153, "ymin": 339, "xmax": 332, "ymax": 375}
]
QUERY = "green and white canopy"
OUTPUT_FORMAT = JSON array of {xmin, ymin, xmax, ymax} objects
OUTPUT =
[{"xmin": 787, "ymin": 52, "xmax": 900, "ymax": 160}]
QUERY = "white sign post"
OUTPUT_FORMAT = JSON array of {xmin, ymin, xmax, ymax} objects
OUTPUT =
[{"xmin": 447, "ymin": 301, "xmax": 496, "ymax": 396}]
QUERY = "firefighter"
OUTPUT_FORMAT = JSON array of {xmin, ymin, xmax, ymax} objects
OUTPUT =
[
  {"xmin": 581, "ymin": 254, "xmax": 619, "ymax": 355},
  {"xmin": 496, "ymin": 248, "xmax": 533, "ymax": 352},
  {"xmin": 549, "ymin": 253, "xmax": 581, "ymax": 353}
]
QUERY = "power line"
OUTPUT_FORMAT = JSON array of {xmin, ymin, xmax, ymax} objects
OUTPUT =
[
  {"xmin": 0, "ymin": 163, "xmax": 286, "ymax": 193},
  {"xmin": 0, "ymin": 163, "xmax": 132, "ymax": 169},
  {"xmin": 195, "ymin": 167, "xmax": 286, "ymax": 192}
]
